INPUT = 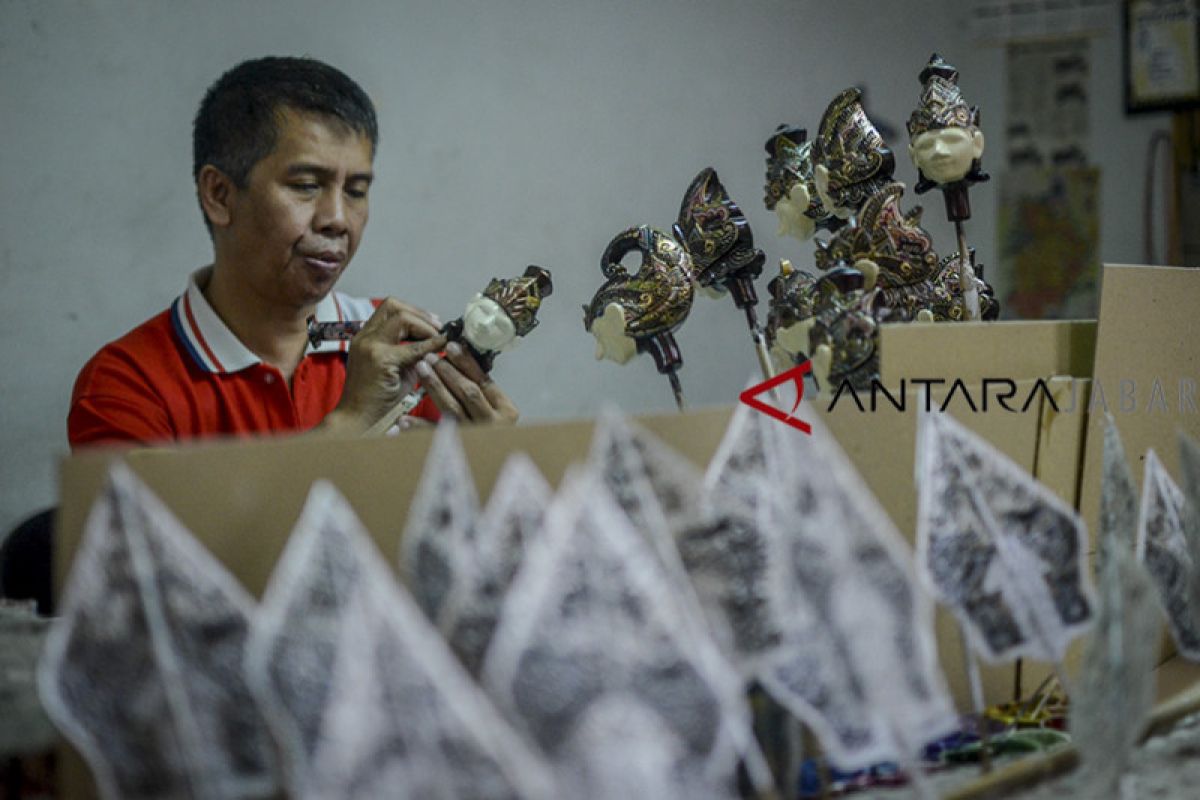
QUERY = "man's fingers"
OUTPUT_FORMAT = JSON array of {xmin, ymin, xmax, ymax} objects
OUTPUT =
[
  {"xmin": 385, "ymin": 310, "xmax": 441, "ymax": 343},
  {"xmin": 480, "ymin": 380, "xmax": 519, "ymax": 422},
  {"xmin": 442, "ymin": 341, "xmax": 490, "ymax": 385},
  {"xmin": 371, "ymin": 296, "xmax": 441, "ymax": 326},
  {"xmin": 415, "ymin": 356, "xmax": 464, "ymax": 420},
  {"xmin": 430, "ymin": 356, "xmax": 493, "ymax": 419},
  {"xmin": 396, "ymin": 335, "xmax": 447, "ymax": 367},
  {"xmin": 366, "ymin": 298, "xmax": 442, "ymax": 341}
]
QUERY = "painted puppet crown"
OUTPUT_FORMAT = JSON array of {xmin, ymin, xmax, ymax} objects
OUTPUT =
[
  {"xmin": 763, "ymin": 125, "xmax": 808, "ymax": 210},
  {"xmin": 483, "ymin": 265, "xmax": 553, "ymax": 337},
  {"xmin": 812, "ymin": 87, "xmax": 895, "ymax": 211},
  {"xmin": 907, "ymin": 54, "xmax": 977, "ymax": 138}
]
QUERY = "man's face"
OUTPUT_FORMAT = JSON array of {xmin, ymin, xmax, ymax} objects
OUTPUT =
[{"xmin": 222, "ymin": 109, "xmax": 374, "ymax": 310}]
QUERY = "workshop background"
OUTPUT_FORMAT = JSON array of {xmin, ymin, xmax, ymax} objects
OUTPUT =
[{"xmin": 0, "ymin": 0, "xmax": 1178, "ymax": 537}]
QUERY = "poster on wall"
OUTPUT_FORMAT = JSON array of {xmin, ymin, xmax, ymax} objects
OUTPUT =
[
  {"xmin": 1124, "ymin": 0, "xmax": 1200, "ymax": 112},
  {"xmin": 971, "ymin": 0, "xmax": 1113, "ymax": 45},
  {"xmin": 1006, "ymin": 37, "xmax": 1091, "ymax": 168},
  {"xmin": 999, "ymin": 167, "xmax": 1101, "ymax": 318},
  {"xmin": 1000, "ymin": 36, "xmax": 1101, "ymax": 319}
]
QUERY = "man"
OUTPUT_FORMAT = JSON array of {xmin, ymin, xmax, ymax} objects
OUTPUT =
[{"xmin": 68, "ymin": 57, "xmax": 517, "ymax": 448}]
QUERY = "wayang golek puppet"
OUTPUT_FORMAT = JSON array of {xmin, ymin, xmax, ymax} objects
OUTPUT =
[
  {"xmin": 907, "ymin": 53, "xmax": 988, "ymax": 321},
  {"xmin": 673, "ymin": 167, "xmax": 775, "ymax": 382},
  {"xmin": 308, "ymin": 265, "xmax": 553, "ymax": 434},
  {"xmin": 810, "ymin": 87, "xmax": 896, "ymax": 226},
  {"xmin": 583, "ymin": 225, "xmax": 694, "ymax": 411},
  {"xmin": 763, "ymin": 125, "xmax": 844, "ymax": 245},
  {"xmin": 813, "ymin": 182, "xmax": 998, "ymax": 323},
  {"xmin": 584, "ymin": 167, "xmax": 781, "ymax": 410},
  {"xmin": 765, "ymin": 262, "xmax": 889, "ymax": 393}
]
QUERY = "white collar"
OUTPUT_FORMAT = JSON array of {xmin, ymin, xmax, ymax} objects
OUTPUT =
[{"xmin": 170, "ymin": 266, "xmax": 352, "ymax": 374}]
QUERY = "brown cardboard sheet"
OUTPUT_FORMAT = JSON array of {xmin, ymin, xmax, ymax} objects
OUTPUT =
[
  {"xmin": 877, "ymin": 319, "xmax": 1096, "ymax": 385},
  {"xmin": 56, "ymin": 408, "xmax": 734, "ymax": 599},
  {"xmin": 57, "ymin": 319, "xmax": 1097, "ymax": 599},
  {"xmin": 1078, "ymin": 264, "xmax": 1200, "ymax": 541},
  {"xmin": 1075, "ymin": 265, "xmax": 1200, "ymax": 665},
  {"xmin": 56, "ymin": 314, "xmax": 1185, "ymax": 793},
  {"xmin": 58, "ymin": 383, "xmax": 1044, "ymax": 713}
]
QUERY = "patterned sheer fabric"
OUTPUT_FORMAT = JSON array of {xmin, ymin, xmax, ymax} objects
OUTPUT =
[
  {"xmin": 248, "ymin": 481, "xmax": 555, "ymax": 799},
  {"xmin": 39, "ymin": 463, "xmax": 277, "ymax": 800},
  {"xmin": 483, "ymin": 470, "xmax": 754, "ymax": 799},
  {"xmin": 438, "ymin": 453, "xmax": 552, "ymax": 676},
  {"xmin": 1137, "ymin": 448, "xmax": 1200, "ymax": 659},
  {"xmin": 400, "ymin": 420, "xmax": 479, "ymax": 625},
  {"xmin": 1073, "ymin": 418, "xmax": 1160, "ymax": 796},
  {"xmin": 916, "ymin": 410, "xmax": 1095, "ymax": 663}
]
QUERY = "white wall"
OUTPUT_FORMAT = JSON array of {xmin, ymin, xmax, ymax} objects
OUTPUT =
[{"xmin": 0, "ymin": 0, "xmax": 1170, "ymax": 537}]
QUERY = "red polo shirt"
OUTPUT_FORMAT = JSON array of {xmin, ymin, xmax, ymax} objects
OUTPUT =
[{"xmin": 68, "ymin": 268, "xmax": 439, "ymax": 449}]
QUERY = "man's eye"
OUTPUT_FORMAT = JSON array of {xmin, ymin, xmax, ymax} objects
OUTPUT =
[
  {"xmin": 291, "ymin": 183, "xmax": 319, "ymax": 193},
  {"xmin": 346, "ymin": 187, "xmax": 368, "ymax": 199}
]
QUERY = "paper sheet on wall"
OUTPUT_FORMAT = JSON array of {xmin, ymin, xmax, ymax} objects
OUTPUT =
[
  {"xmin": 1128, "ymin": 0, "xmax": 1200, "ymax": 105},
  {"xmin": 1000, "ymin": 36, "xmax": 1100, "ymax": 319},
  {"xmin": 971, "ymin": 0, "xmax": 1112, "ymax": 45},
  {"xmin": 1006, "ymin": 37, "xmax": 1091, "ymax": 169},
  {"xmin": 999, "ymin": 167, "xmax": 1100, "ymax": 318}
]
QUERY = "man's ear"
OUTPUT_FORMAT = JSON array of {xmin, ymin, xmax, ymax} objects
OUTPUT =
[
  {"xmin": 196, "ymin": 165, "xmax": 235, "ymax": 228},
  {"xmin": 971, "ymin": 129, "xmax": 986, "ymax": 160}
]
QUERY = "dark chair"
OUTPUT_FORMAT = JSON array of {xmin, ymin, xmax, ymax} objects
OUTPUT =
[{"xmin": 0, "ymin": 508, "xmax": 55, "ymax": 616}]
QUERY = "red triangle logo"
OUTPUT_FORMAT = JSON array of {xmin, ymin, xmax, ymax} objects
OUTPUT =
[{"xmin": 738, "ymin": 361, "xmax": 813, "ymax": 434}]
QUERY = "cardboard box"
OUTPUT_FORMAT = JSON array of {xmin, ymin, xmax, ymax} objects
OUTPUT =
[
  {"xmin": 57, "ymin": 321, "xmax": 1090, "ymax": 713},
  {"xmin": 1078, "ymin": 264, "xmax": 1200, "ymax": 540},
  {"xmin": 1076, "ymin": 265, "xmax": 1200, "ymax": 667},
  {"xmin": 53, "ymin": 285, "xmax": 1197, "ymax": 792}
]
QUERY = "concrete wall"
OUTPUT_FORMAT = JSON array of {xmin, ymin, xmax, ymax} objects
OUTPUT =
[{"xmin": 0, "ymin": 0, "xmax": 1172, "ymax": 537}]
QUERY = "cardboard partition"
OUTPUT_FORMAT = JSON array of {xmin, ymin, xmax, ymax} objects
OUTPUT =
[
  {"xmin": 52, "ymin": 318, "xmax": 1113, "ymax": 796},
  {"xmin": 819, "ymin": 382, "xmax": 1041, "ymax": 547},
  {"xmin": 59, "ymin": 392, "xmax": 1047, "ymax": 713},
  {"xmin": 1032, "ymin": 377, "xmax": 1092, "ymax": 510},
  {"xmin": 59, "ymin": 318, "xmax": 1102, "ymax": 602},
  {"xmin": 1074, "ymin": 264, "xmax": 1200, "ymax": 666},
  {"xmin": 57, "ymin": 407, "xmax": 735, "ymax": 600},
  {"xmin": 1078, "ymin": 264, "xmax": 1200, "ymax": 540},
  {"xmin": 877, "ymin": 319, "xmax": 1097, "ymax": 386}
]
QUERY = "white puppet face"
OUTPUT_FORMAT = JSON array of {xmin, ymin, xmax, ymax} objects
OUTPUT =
[
  {"xmin": 908, "ymin": 126, "xmax": 984, "ymax": 185},
  {"xmin": 813, "ymin": 164, "xmax": 852, "ymax": 220},
  {"xmin": 462, "ymin": 294, "xmax": 518, "ymax": 353},
  {"xmin": 774, "ymin": 183, "xmax": 817, "ymax": 242},
  {"xmin": 589, "ymin": 302, "xmax": 638, "ymax": 364}
]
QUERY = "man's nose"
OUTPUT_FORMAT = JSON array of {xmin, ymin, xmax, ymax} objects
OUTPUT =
[{"xmin": 314, "ymin": 189, "xmax": 348, "ymax": 234}]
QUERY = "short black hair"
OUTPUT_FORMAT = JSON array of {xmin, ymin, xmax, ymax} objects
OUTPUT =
[{"xmin": 192, "ymin": 56, "xmax": 378, "ymax": 191}]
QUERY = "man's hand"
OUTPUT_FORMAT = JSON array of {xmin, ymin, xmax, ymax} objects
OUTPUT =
[
  {"xmin": 416, "ymin": 341, "xmax": 519, "ymax": 424},
  {"xmin": 322, "ymin": 298, "xmax": 446, "ymax": 434}
]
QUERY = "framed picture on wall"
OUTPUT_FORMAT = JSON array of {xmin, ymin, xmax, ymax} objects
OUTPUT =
[{"xmin": 1125, "ymin": 0, "xmax": 1200, "ymax": 113}]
